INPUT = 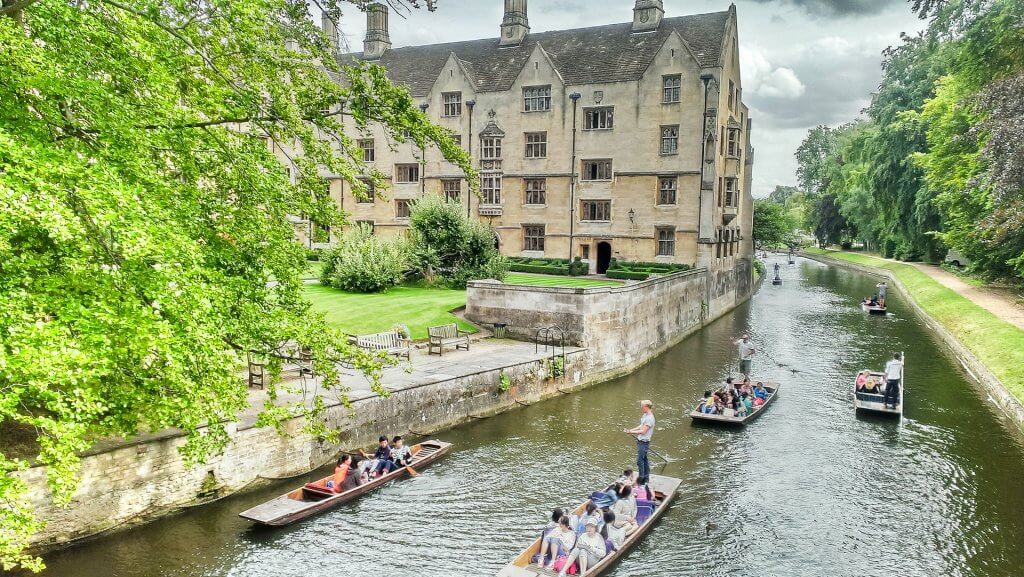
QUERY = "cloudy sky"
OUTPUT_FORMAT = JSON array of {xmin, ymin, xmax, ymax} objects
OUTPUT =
[{"xmin": 334, "ymin": 0, "xmax": 925, "ymax": 197}]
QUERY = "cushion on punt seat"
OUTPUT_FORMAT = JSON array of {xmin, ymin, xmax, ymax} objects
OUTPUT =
[
  {"xmin": 303, "ymin": 483, "xmax": 334, "ymax": 497},
  {"xmin": 635, "ymin": 499, "xmax": 655, "ymax": 525}
]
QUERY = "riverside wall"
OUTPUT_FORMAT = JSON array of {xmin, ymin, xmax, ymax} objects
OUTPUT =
[{"xmin": 801, "ymin": 252, "xmax": 1024, "ymax": 433}]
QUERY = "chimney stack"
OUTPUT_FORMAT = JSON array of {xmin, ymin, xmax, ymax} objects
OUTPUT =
[
  {"xmin": 363, "ymin": 3, "xmax": 391, "ymax": 60},
  {"xmin": 500, "ymin": 0, "xmax": 529, "ymax": 46},
  {"xmin": 322, "ymin": 12, "xmax": 339, "ymax": 55},
  {"xmin": 632, "ymin": 0, "xmax": 664, "ymax": 32}
]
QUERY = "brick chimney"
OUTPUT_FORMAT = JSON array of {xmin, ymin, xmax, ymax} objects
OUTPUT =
[
  {"xmin": 363, "ymin": 3, "xmax": 391, "ymax": 60},
  {"xmin": 632, "ymin": 0, "xmax": 664, "ymax": 32},
  {"xmin": 500, "ymin": 0, "xmax": 529, "ymax": 46}
]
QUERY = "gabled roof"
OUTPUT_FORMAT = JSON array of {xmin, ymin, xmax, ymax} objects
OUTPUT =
[{"xmin": 338, "ymin": 11, "xmax": 730, "ymax": 97}]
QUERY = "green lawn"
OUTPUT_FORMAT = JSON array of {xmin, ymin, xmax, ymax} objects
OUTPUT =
[
  {"xmin": 304, "ymin": 283, "xmax": 473, "ymax": 340},
  {"xmin": 503, "ymin": 273, "xmax": 621, "ymax": 288},
  {"xmin": 303, "ymin": 260, "xmax": 323, "ymax": 279},
  {"xmin": 804, "ymin": 247, "xmax": 1024, "ymax": 404}
]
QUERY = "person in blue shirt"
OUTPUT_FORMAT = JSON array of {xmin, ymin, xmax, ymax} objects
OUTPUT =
[
  {"xmin": 753, "ymin": 382, "xmax": 769, "ymax": 400},
  {"xmin": 372, "ymin": 435, "xmax": 397, "ymax": 477}
]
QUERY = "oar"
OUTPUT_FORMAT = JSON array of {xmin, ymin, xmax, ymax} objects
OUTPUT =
[{"xmin": 623, "ymin": 432, "xmax": 670, "ymax": 464}]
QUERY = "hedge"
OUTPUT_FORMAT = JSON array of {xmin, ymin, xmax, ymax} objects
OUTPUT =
[
  {"xmin": 509, "ymin": 263, "xmax": 569, "ymax": 275},
  {"xmin": 606, "ymin": 269, "xmax": 650, "ymax": 280}
]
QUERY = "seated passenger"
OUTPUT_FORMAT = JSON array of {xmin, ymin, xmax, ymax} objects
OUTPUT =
[
  {"xmin": 535, "ymin": 515, "xmax": 576, "ymax": 570},
  {"xmin": 372, "ymin": 435, "xmax": 397, "ymax": 477},
  {"xmin": 754, "ymin": 382, "xmax": 769, "ymax": 400},
  {"xmin": 602, "ymin": 510, "xmax": 625, "ymax": 551},
  {"xmin": 542, "ymin": 508, "xmax": 565, "ymax": 538},
  {"xmin": 863, "ymin": 377, "xmax": 880, "ymax": 394},
  {"xmin": 611, "ymin": 484, "xmax": 639, "ymax": 534},
  {"xmin": 390, "ymin": 435, "xmax": 413, "ymax": 467},
  {"xmin": 325, "ymin": 455, "xmax": 352, "ymax": 493},
  {"xmin": 341, "ymin": 456, "xmax": 364, "ymax": 491},
  {"xmin": 559, "ymin": 518, "xmax": 607, "ymax": 577},
  {"xmin": 616, "ymin": 469, "xmax": 637, "ymax": 488},
  {"xmin": 735, "ymin": 396, "xmax": 748, "ymax": 417},
  {"xmin": 697, "ymin": 391, "xmax": 713, "ymax": 413},
  {"xmin": 573, "ymin": 502, "xmax": 604, "ymax": 535},
  {"xmin": 741, "ymin": 392, "xmax": 754, "ymax": 414},
  {"xmin": 855, "ymin": 370, "xmax": 869, "ymax": 391},
  {"xmin": 722, "ymin": 393, "xmax": 736, "ymax": 418},
  {"xmin": 724, "ymin": 377, "xmax": 739, "ymax": 399}
]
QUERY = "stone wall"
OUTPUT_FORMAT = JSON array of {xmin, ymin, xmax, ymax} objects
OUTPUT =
[{"xmin": 19, "ymin": 350, "xmax": 588, "ymax": 549}]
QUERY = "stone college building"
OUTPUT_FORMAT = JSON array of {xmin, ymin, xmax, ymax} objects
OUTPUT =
[{"xmin": 302, "ymin": 0, "xmax": 753, "ymax": 274}]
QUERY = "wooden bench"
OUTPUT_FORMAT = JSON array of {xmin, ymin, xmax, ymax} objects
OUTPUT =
[
  {"xmin": 355, "ymin": 330, "xmax": 411, "ymax": 360},
  {"xmin": 427, "ymin": 323, "xmax": 470, "ymax": 356}
]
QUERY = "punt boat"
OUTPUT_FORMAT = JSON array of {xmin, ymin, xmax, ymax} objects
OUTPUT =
[
  {"xmin": 497, "ymin": 474, "xmax": 683, "ymax": 577},
  {"xmin": 854, "ymin": 353, "xmax": 904, "ymax": 418},
  {"xmin": 238, "ymin": 439, "xmax": 451, "ymax": 526},
  {"xmin": 689, "ymin": 381, "xmax": 780, "ymax": 426},
  {"xmin": 861, "ymin": 300, "xmax": 887, "ymax": 315},
  {"xmin": 772, "ymin": 277, "xmax": 783, "ymax": 286}
]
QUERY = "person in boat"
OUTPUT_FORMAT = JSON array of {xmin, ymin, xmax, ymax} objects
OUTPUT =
[
  {"xmin": 341, "ymin": 456, "xmax": 364, "ymax": 491},
  {"xmin": 324, "ymin": 455, "xmax": 352, "ymax": 493},
  {"xmin": 610, "ymin": 483, "xmax": 639, "ymax": 535},
  {"xmin": 877, "ymin": 282, "xmax": 888, "ymax": 307},
  {"xmin": 390, "ymin": 435, "xmax": 413, "ymax": 467},
  {"xmin": 735, "ymin": 335, "xmax": 756, "ymax": 383},
  {"xmin": 735, "ymin": 394, "xmax": 749, "ymax": 417},
  {"xmin": 573, "ymin": 502, "xmax": 604, "ymax": 535},
  {"xmin": 623, "ymin": 400, "xmax": 655, "ymax": 485},
  {"xmin": 855, "ymin": 370, "xmax": 869, "ymax": 391},
  {"xmin": 559, "ymin": 518, "xmax": 608, "ymax": 577},
  {"xmin": 740, "ymin": 392, "xmax": 754, "ymax": 414},
  {"xmin": 722, "ymin": 393, "xmax": 737, "ymax": 418},
  {"xmin": 723, "ymin": 377, "xmax": 740, "ymax": 399},
  {"xmin": 601, "ymin": 510, "xmax": 625, "ymax": 552},
  {"xmin": 883, "ymin": 352, "xmax": 904, "ymax": 409},
  {"xmin": 372, "ymin": 435, "xmax": 397, "ymax": 477},
  {"xmin": 616, "ymin": 469, "xmax": 637, "ymax": 488},
  {"xmin": 536, "ymin": 515, "xmax": 576, "ymax": 570},
  {"xmin": 697, "ymin": 390, "xmax": 713, "ymax": 413},
  {"xmin": 542, "ymin": 508, "xmax": 565, "ymax": 539}
]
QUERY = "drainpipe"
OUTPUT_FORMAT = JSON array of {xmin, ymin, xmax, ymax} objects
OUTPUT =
[
  {"xmin": 568, "ymin": 92, "xmax": 581, "ymax": 262},
  {"xmin": 465, "ymin": 99, "xmax": 475, "ymax": 218},
  {"xmin": 419, "ymin": 102, "xmax": 428, "ymax": 195}
]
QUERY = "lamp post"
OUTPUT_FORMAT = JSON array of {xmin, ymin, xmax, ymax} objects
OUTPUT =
[
  {"xmin": 568, "ymin": 92, "xmax": 581, "ymax": 263},
  {"xmin": 465, "ymin": 99, "xmax": 476, "ymax": 218}
]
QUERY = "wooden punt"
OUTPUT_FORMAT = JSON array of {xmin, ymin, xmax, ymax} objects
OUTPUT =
[
  {"xmin": 861, "ymin": 301, "xmax": 887, "ymax": 315},
  {"xmin": 689, "ymin": 381, "xmax": 780, "ymax": 426},
  {"xmin": 497, "ymin": 474, "xmax": 683, "ymax": 577},
  {"xmin": 238, "ymin": 440, "xmax": 451, "ymax": 526},
  {"xmin": 854, "ymin": 354, "xmax": 904, "ymax": 418}
]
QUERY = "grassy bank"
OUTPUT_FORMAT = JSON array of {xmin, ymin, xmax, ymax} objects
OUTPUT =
[
  {"xmin": 305, "ymin": 283, "xmax": 474, "ymax": 340},
  {"xmin": 503, "ymin": 273, "xmax": 620, "ymax": 288},
  {"xmin": 804, "ymin": 247, "xmax": 1024, "ymax": 404}
]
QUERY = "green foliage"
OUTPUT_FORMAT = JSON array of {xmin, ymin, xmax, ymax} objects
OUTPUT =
[
  {"xmin": 407, "ymin": 195, "xmax": 507, "ymax": 287},
  {"xmin": 753, "ymin": 258, "xmax": 766, "ymax": 278},
  {"xmin": 752, "ymin": 200, "xmax": 794, "ymax": 249},
  {"xmin": 321, "ymin": 225, "xmax": 410, "ymax": 293},
  {"xmin": 568, "ymin": 257, "xmax": 589, "ymax": 276},
  {"xmin": 498, "ymin": 371, "xmax": 511, "ymax": 393},
  {"xmin": 606, "ymin": 269, "xmax": 651, "ymax": 281},
  {"xmin": 0, "ymin": 0, "xmax": 466, "ymax": 569},
  {"xmin": 509, "ymin": 263, "xmax": 569, "ymax": 275}
]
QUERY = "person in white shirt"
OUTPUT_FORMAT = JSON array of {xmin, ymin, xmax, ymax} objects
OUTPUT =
[
  {"xmin": 559, "ymin": 518, "xmax": 607, "ymax": 576},
  {"xmin": 883, "ymin": 352, "xmax": 904, "ymax": 409},
  {"xmin": 735, "ymin": 335, "xmax": 756, "ymax": 383},
  {"xmin": 623, "ymin": 400, "xmax": 655, "ymax": 484}
]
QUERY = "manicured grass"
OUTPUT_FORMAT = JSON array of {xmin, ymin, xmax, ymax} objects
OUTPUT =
[
  {"xmin": 503, "ymin": 273, "xmax": 621, "ymax": 288},
  {"xmin": 303, "ymin": 260, "xmax": 323, "ymax": 279},
  {"xmin": 304, "ymin": 283, "xmax": 473, "ymax": 340},
  {"xmin": 805, "ymin": 247, "xmax": 1024, "ymax": 404}
]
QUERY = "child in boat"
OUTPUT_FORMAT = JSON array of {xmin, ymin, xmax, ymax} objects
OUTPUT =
[
  {"xmin": 610, "ymin": 484, "xmax": 639, "ymax": 534},
  {"xmin": 535, "ymin": 515, "xmax": 576, "ymax": 570},
  {"xmin": 372, "ymin": 435, "xmax": 396, "ymax": 477},
  {"xmin": 559, "ymin": 518, "xmax": 607, "ymax": 577},
  {"xmin": 390, "ymin": 435, "xmax": 413, "ymax": 467},
  {"xmin": 602, "ymin": 510, "xmax": 625, "ymax": 551},
  {"xmin": 616, "ymin": 469, "xmax": 637, "ymax": 487}
]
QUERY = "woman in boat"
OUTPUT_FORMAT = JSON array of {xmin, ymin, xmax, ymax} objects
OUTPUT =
[
  {"xmin": 741, "ymin": 392, "xmax": 754, "ymax": 414},
  {"xmin": 754, "ymin": 382, "xmax": 769, "ymax": 401},
  {"xmin": 325, "ymin": 455, "xmax": 352, "ymax": 493},
  {"xmin": 558, "ymin": 518, "xmax": 607, "ymax": 577},
  {"xmin": 601, "ymin": 510, "xmax": 625, "ymax": 551},
  {"xmin": 573, "ymin": 502, "xmax": 604, "ymax": 535},
  {"xmin": 855, "ymin": 370, "xmax": 869, "ymax": 391},
  {"xmin": 535, "ymin": 515, "xmax": 576, "ymax": 570},
  {"xmin": 610, "ymin": 484, "xmax": 639, "ymax": 534},
  {"xmin": 341, "ymin": 456, "xmax": 364, "ymax": 491}
]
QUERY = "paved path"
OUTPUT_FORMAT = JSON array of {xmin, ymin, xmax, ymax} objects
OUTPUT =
[{"xmin": 907, "ymin": 263, "xmax": 1024, "ymax": 330}]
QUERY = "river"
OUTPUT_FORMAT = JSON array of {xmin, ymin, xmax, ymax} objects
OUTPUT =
[{"xmin": 37, "ymin": 256, "xmax": 1024, "ymax": 577}]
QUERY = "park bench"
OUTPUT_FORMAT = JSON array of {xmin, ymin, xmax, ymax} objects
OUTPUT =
[
  {"xmin": 355, "ymin": 330, "xmax": 411, "ymax": 360},
  {"xmin": 427, "ymin": 323, "xmax": 471, "ymax": 356}
]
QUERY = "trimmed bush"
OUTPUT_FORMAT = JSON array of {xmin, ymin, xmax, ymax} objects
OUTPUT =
[
  {"xmin": 321, "ymin": 224, "xmax": 410, "ymax": 293},
  {"xmin": 568, "ymin": 257, "xmax": 589, "ymax": 276},
  {"xmin": 510, "ymin": 263, "xmax": 569, "ymax": 275},
  {"xmin": 606, "ymin": 269, "xmax": 650, "ymax": 280}
]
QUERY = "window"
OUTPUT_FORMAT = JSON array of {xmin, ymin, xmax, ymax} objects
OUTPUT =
[
  {"xmin": 728, "ymin": 80, "xmax": 735, "ymax": 111},
  {"xmin": 359, "ymin": 139, "xmax": 375, "ymax": 162},
  {"xmin": 525, "ymin": 132, "xmax": 547, "ymax": 158},
  {"xmin": 727, "ymin": 128, "xmax": 740, "ymax": 158},
  {"xmin": 582, "ymin": 159, "xmax": 612, "ymax": 181},
  {"xmin": 442, "ymin": 92, "xmax": 462, "ymax": 117},
  {"xmin": 663, "ymin": 75, "xmax": 681, "ymax": 103},
  {"xmin": 524, "ymin": 178, "xmax": 546, "ymax": 205},
  {"xmin": 451, "ymin": 134, "xmax": 462, "ymax": 148},
  {"xmin": 580, "ymin": 200, "xmax": 611, "ymax": 221},
  {"xmin": 660, "ymin": 125, "xmax": 679, "ymax": 155},
  {"xmin": 355, "ymin": 220, "xmax": 375, "ymax": 235},
  {"xmin": 725, "ymin": 178, "xmax": 738, "ymax": 207},
  {"xmin": 656, "ymin": 227, "xmax": 675, "ymax": 256},
  {"xmin": 523, "ymin": 85, "xmax": 552, "ymax": 112},
  {"xmin": 442, "ymin": 179, "xmax": 462, "ymax": 203},
  {"xmin": 312, "ymin": 222, "xmax": 330, "ymax": 244},
  {"xmin": 584, "ymin": 107, "xmax": 614, "ymax": 130},
  {"xmin": 481, "ymin": 174, "xmax": 502, "ymax": 205},
  {"xmin": 523, "ymin": 224, "xmax": 545, "ymax": 251},
  {"xmin": 482, "ymin": 136, "xmax": 502, "ymax": 160},
  {"xmin": 395, "ymin": 164, "xmax": 419, "ymax": 183},
  {"xmin": 581, "ymin": 245, "xmax": 590, "ymax": 260},
  {"xmin": 357, "ymin": 178, "xmax": 375, "ymax": 204},
  {"xmin": 395, "ymin": 199, "xmax": 412, "ymax": 219},
  {"xmin": 658, "ymin": 177, "xmax": 677, "ymax": 205}
]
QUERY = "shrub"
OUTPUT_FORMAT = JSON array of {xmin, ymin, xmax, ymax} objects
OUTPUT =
[
  {"xmin": 753, "ymin": 258, "xmax": 766, "ymax": 277},
  {"xmin": 408, "ymin": 195, "xmax": 507, "ymax": 287},
  {"xmin": 321, "ymin": 224, "xmax": 409, "ymax": 293},
  {"xmin": 568, "ymin": 257, "xmax": 589, "ymax": 276},
  {"xmin": 606, "ymin": 269, "xmax": 650, "ymax": 280},
  {"xmin": 510, "ymin": 263, "xmax": 569, "ymax": 275}
]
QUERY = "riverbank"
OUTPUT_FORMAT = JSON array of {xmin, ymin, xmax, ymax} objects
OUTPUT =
[{"xmin": 802, "ymin": 247, "xmax": 1024, "ymax": 432}]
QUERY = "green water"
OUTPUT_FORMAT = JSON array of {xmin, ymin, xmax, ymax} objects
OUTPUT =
[{"xmin": 37, "ymin": 256, "xmax": 1024, "ymax": 577}]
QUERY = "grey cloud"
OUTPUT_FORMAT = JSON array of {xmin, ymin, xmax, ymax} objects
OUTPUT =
[{"xmin": 743, "ymin": 0, "xmax": 901, "ymax": 18}]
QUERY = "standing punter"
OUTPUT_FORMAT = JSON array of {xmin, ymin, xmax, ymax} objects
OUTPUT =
[
  {"xmin": 624, "ymin": 400, "xmax": 655, "ymax": 484},
  {"xmin": 735, "ymin": 334, "xmax": 756, "ymax": 383}
]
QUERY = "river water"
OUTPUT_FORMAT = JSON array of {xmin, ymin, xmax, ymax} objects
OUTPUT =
[{"xmin": 37, "ymin": 256, "xmax": 1024, "ymax": 577}]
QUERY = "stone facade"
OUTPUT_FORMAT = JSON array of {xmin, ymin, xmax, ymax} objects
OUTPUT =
[{"xmin": 292, "ymin": 0, "xmax": 753, "ymax": 274}]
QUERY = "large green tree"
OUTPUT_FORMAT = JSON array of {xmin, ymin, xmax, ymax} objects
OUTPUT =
[
  {"xmin": 752, "ymin": 200, "xmax": 793, "ymax": 250},
  {"xmin": 0, "ymin": 0, "xmax": 467, "ymax": 570}
]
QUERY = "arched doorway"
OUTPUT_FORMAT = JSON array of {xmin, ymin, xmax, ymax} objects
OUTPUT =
[{"xmin": 596, "ymin": 241, "xmax": 612, "ymax": 274}]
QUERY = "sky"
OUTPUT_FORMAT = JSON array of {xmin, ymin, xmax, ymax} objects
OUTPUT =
[{"xmin": 333, "ymin": 0, "xmax": 926, "ymax": 197}]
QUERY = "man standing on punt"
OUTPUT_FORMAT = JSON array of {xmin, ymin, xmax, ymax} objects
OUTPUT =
[
  {"xmin": 735, "ymin": 334, "xmax": 756, "ymax": 383},
  {"xmin": 884, "ymin": 352, "xmax": 904, "ymax": 409},
  {"xmin": 624, "ymin": 400, "xmax": 655, "ymax": 484}
]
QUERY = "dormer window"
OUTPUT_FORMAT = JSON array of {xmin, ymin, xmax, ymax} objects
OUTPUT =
[
  {"xmin": 523, "ymin": 85, "xmax": 551, "ymax": 112},
  {"xmin": 662, "ymin": 75, "xmax": 681, "ymax": 103},
  {"xmin": 442, "ymin": 92, "xmax": 462, "ymax": 117}
]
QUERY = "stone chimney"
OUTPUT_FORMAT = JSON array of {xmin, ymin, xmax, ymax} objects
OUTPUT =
[
  {"xmin": 500, "ymin": 0, "xmax": 529, "ymax": 46},
  {"xmin": 632, "ymin": 0, "xmax": 664, "ymax": 32},
  {"xmin": 363, "ymin": 3, "xmax": 391, "ymax": 60},
  {"xmin": 322, "ymin": 11, "xmax": 339, "ymax": 55}
]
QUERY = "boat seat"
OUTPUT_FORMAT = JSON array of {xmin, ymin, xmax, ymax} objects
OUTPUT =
[
  {"xmin": 302, "ymin": 483, "xmax": 335, "ymax": 499},
  {"xmin": 636, "ymin": 499, "xmax": 655, "ymax": 525}
]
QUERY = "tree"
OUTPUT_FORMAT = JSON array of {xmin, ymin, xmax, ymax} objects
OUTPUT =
[
  {"xmin": 752, "ymin": 200, "xmax": 793, "ymax": 250},
  {"xmin": 407, "ymin": 195, "xmax": 509, "ymax": 287},
  {"xmin": 0, "ymin": 0, "xmax": 467, "ymax": 570}
]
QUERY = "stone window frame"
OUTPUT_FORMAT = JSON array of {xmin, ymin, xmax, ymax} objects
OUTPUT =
[
  {"xmin": 660, "ymin": 125, "xmax": 679, "ymax": 155},
  {"xmin": 359, "ymin": 139, "xmax": 375, "ymax": 162},
  {"xmin": 442, "ymin": 91, "xmax": 462, "ymax": 117},
  {"xmin": 523, "ymin": 85, "xmax": 552, "ymax": 112},
  {"xmin": 395, "ymin": 164, "xmax": 420, "ymax": 184},
  {"xmin": 581, "ymin": 159, "xmax": 612, "ymax": 181},
  {"xmin": 727, "ymin": 128, "xmax": 741, "ymax": 158},
  {"xmin": 728, "ymin": 80, "xmax": 736, "ymax": 111},
  {"xmin": 481, "ymin": 174, "xmax": 502, "ymax": 205},
  {"xmin": 524, "ymin": 132, "xmax": 547, "ymax": 159},
  {"xmin": 395, "ymin": 199, "xmax": 412, "ymax": 219},
  {"xmin": 481, "ymin": 136, "xmax": 503, "ymax": 160},
  {"xmin": 725, "ymin": 178, "xmax": 738, "ymax": 208},
  {"xmin": 662, "ymin": 74, "xmax": 682, "ymax": 104},
  {"xmin": 656, "ymin": 226, "xmax": 675, "ymax": 256},
  {"xmin": 356, "ymin": 178, "xmax": 375, "ymax": 204},
  {"xmin": 657, "ymin": 176, "xmax": 677, "ymax": 205},
  {"xmin": 524, "ymin": 178, "xmax": 546, "ymax": 205},
  {"xmin": 523, "ymin": 224, "xmax": 545, "ymax": 251},
  {"xmin": 442, "ymin": 179, "xmax": 462, "ymax": 203},
  {"xmin": 312, "ymin": 221, "xmax": 331, "ymax": 244},
  {"xmin": 580, "ymin": 199, "xmax": 611, "ymax": 222},
  {"xmin": 584, "ymin": 106, "xmax": 614, "ymax": 130}
]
